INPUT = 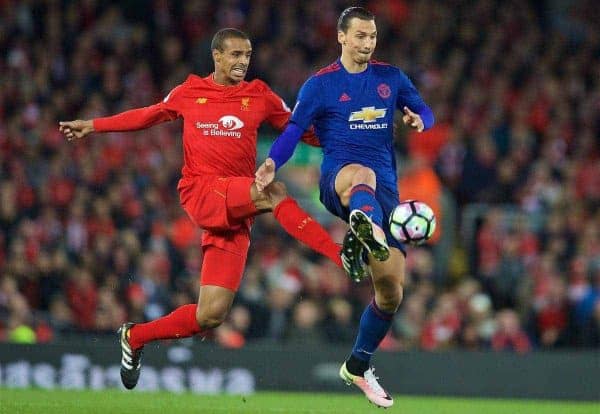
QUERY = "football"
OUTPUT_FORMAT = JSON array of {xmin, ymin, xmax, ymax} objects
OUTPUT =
[{"xmin": 389, "ymin": 200, "xmax": 436, "ymax": 245}]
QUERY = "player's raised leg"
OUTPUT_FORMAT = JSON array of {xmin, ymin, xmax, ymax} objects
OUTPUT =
[
  {"xmin": 336, "ymin": 164, "xmax": 389, "ymax": 262},
  {"xmin": 249, "ymin": 180, "xmax": 343, "ymax": 268},
  {"xmin": 339, "ymin": 247, "xmax": 405, "ymax": 407},
  {"xmin": 266, "ymin": 181, "xmax": 371, "ymax": 282},
  {"xmin": 340, "ymin": 230, "xmax": 370, "ymax": 282}
]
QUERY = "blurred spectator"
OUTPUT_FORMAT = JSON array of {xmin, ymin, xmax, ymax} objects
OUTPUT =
[
  {"xmin": 65, "ymin": 268, "xmax": 98, "ymax": 330},
  {"xmin": 466, "ymin": 293, "xmax": 496, "ymax": 345},
  {"xmin": 488, "ymin": 231, "xmax": 527, "ymax": 309},
  {"xmin": 533, "ymin": 274, "xmax": 571, "ymax": 348},
  {"xmin": 398, "ymin": 155, "xmax": 443, "ymax": 244},
  {"xmin": 286, "ymin": 299, "xmax": 324, "ymax": 345},
  {"xmin": 420, "ymin": 293, "xmax": 462, "ymax": 350},
  {"xmin": 393, "ymin": 294, "xmax": 426, "ymax": 349},
  {"xmin": 581, "ymin": 300, "xmax": 600, "ymax": 348},
  {"xmin": 215, "ymin": 304, "xmax": 250, "ymax": 349},
  {"xmin": 323, "ymin": 298, "xmax": 356, "ymax": 344},
  {"xmin": 491, "ymin": 310, "xmax": 531, "ymax": 353},
  {"xmin": 6, "ymin": 294, "xmax": 36, "ymax": 344},
  {"xmin": 265, "ymin": 286, "xmax": 296, "ymax": 341},
  {"xmin": 47, "ymin": 294, "xmax": 75, "ymax": 335}
]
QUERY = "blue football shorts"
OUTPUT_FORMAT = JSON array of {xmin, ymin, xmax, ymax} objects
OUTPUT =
[{"xmin": 319, "ymin": 164, "xmax": 406, "ymax": 255}]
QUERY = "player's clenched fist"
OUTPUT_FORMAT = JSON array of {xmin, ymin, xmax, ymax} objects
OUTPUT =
[
  {"xmin": 59, "ymin": 119, "xmax": 95, "ymax": 141},
  {"xmin": 255, "ymin": 157, "xmax": 276, "ymax": 192}
]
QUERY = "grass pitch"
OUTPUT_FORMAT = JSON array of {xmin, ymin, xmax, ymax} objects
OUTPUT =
[{"xmin": 0, "ymin": 389, "xmax": 597, "ymax": 414}]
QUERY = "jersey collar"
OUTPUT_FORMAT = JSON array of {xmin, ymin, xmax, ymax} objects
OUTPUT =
[
  {"xmin": 205, "ymin": 73, "xmax": 247, "ymax": 90},
  {"xmin": 338, "ymin": 58, "xmax": 371, "ymax": 75}
]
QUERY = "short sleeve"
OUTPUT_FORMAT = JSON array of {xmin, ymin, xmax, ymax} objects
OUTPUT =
[
  {"xmin": 290, "ymin": 76, "xmax": 323, "ymax": 131},
  {"xmin": 264, "ymin": 87, "xmax": 292, "ymax": 131},
  {"xmin": 160, "ymin": 84, "xmax": 184, "ymax": 120}
]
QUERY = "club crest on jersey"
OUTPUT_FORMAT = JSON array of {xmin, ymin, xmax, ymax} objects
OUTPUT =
[
  {"xmin": 348, "ymin": 107, "xmax": 388, "ymax": 130},
  {"xmin": 196, "ymin": 97, "xmax": 207, "ymax": 104},
  {"xmin": 241, "ymin": 97, "xmax": 250, "ymax": 111},
  {"xmin": 377, "ymin": 83, "xmax": 391, "ymax": 99}
]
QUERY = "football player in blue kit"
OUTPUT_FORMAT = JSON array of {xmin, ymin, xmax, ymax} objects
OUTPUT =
[{"xmin": 255, "ymin": 6, "xmax": 433, "ymax": 408}]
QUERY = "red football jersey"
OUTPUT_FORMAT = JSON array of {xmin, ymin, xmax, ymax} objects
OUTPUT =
[{"xmin": 94, "ymin": 74, "xmax": 296, "ymax": 178}]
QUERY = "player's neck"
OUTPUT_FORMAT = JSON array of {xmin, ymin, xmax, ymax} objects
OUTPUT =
[
  {"xmin": 340, "ymin": 55, "xmax": 368, "ymax": 74},
  {"xmin": 211, "ymin": 72, "xmax": 240, "ymax": 87}
]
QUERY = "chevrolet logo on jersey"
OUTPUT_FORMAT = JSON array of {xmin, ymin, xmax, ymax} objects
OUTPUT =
[{"xmin": 349, "ymin": 107, "xmax": 387, "ymax": 123}]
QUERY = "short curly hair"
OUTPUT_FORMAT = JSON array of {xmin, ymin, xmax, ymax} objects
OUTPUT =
[{"xmin": 211, "ymin": 28, "xmax": 250, "ymax": 51}]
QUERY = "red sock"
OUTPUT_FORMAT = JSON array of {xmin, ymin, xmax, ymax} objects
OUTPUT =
[
  {"xmin": 128, "ymin": 304, "xmax": 201, "ymax": 350},
  {"xmin": 273, "ymin": 197, "xmax": 342, "ymax": 268}
]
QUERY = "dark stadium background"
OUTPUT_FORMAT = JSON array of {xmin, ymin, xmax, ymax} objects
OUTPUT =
[{"xmin": 0, "ymin": 0, "xmax": 598, "ymax": 401}]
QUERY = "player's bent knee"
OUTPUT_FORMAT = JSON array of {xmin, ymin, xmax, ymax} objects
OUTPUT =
[
  {"xmin": 352, "ymin": 166, "xmax": 377, "ymax": 187},
  {"xmin": 356, "ymin": 166, "xmax": 376, "ymax": 178},
  {"xmin": 195, "ymin": 309, "xmax": 227, "ymax": 330},
  {"xmin": 377, "ymin": 287, "xmax": 403, "ymax": 313}
]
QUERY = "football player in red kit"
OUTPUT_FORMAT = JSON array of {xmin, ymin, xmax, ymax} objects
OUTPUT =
[{"xmin": 59, "ymin": 28, "xmax": 354, "ymax": 390}]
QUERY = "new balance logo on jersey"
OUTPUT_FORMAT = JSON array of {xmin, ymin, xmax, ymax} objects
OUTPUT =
[
  {"xmin": 339, "ymin": 93, "xmax": 351, "ymax": 102},
  {"xmin": 348, "ymin": 106, "xmax": 389, "ymax": 130}
]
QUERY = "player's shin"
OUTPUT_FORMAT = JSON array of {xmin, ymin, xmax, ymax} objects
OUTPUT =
[
  {"xmin": 349, "ymin": 184, "xmax": 383, "ymax": 227},
  {"xmin": 340, "ymin": 297, "xmax": 395, "ymax": 408},
  {"xmin": 128, "ymin": 303, "xmax": 202, "ymax": 349},
  {"xmin": 273, "ymin": 196, "xmax": 343, "ymax": 267},
  {"xmin": 348, "ymin": 298, "xmax": 394, "ymax": 374}
]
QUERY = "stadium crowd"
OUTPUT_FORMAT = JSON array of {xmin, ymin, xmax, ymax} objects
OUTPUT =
[{"xmin": 1, "ymin": 0, "xmax": 599, "ymax": 352}]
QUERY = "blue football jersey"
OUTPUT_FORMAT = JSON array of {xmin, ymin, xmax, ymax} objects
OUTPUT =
[{"xmin": 290, "ymin": 59, "xmax": 429, "ymax": 189}]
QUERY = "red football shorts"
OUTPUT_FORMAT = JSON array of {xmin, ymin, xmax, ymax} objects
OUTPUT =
[
  {"xmin": 177, "ymin": 175, "xmax": 258, "ymax": 290},
  {"xmin": 200, "ymin": 244, "xmax": 248, "ymax": 291}
]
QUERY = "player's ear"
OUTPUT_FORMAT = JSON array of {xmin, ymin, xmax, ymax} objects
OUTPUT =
[
  {"xmin": 212, "ymin": 49, "xmax": 221, "ymax": 64},
  {"xmin": 337, "ymin": 31, "xmax": 345, "ymax": 46}
]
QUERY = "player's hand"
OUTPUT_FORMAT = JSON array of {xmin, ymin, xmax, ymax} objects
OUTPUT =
[
  {"xmin": 58, "ymin": 119, "xmax": 94, "ymax": 141},
  {"xmin": 402, "ymin": 106, "xmax": 424, "ymax": 132},
  {"xmin": 255, "ymin": 158, "xmax": 276, "ymax": 192}
]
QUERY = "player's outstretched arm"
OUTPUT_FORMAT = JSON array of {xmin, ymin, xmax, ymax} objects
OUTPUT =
[
  {"xmin": 60, "ymin": 85, "xmax": 183, "ymax": 141},
  {"xmin": 59, "ymin": 119, "xmax": 94, "ymax": 141},
  {"xmin": 255, "ymin": 122, "xmax": 305, "ymax": 191},
  {"xmin": 59, "ymin": 105, "xmax": 176, "ymax": 141}
]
